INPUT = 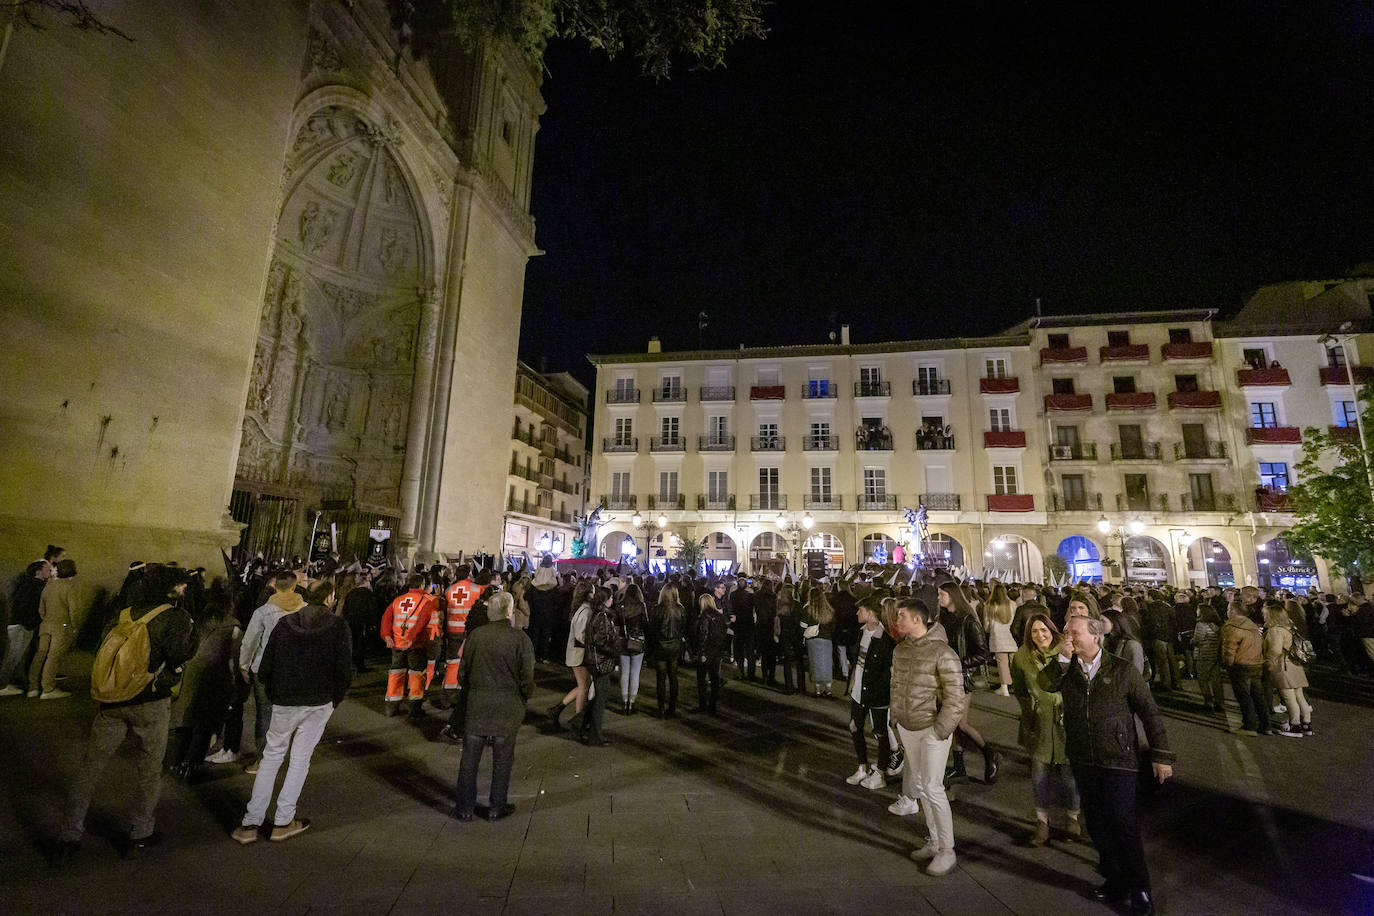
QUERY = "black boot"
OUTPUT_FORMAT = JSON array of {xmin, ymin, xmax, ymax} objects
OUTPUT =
[
  {"xmin": 983, "ymin": 745, "xmax": 1001, "ymax": 785},
  {"xmin": 947, "ymin": 749, "xmax": 968, "ymax": 783},
  {"xmin": 546, "ymin": 702, "xmax": 566, "ymax": 730}
]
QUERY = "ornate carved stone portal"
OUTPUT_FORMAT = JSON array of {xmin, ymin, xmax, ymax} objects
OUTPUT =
[{"xmin": 238, "ymin": 106, "xmax": 427, "ymax": 517}]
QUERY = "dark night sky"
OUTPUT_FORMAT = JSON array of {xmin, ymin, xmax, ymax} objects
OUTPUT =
[{"xmin": 519, "ymin": 2, "xmax": 1374, "ymax": 387}]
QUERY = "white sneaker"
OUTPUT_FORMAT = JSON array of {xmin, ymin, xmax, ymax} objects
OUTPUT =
[
  {"xmin": 888, "ymin": 794, "xmax": 920, "ymax": 816},
  {"xmin": 926, "ymin": 849, "xmax": 958, "ymax": 876},
  {"xmin": 205, "ymin": 748, "xmax": 239, "ymax": 764},
  {"xmin": 0, "ymin": 685, "xmax": 24, "ymax": 697},
  {"xmin": 26, "ymin": 690, "xmax": 39, "ymax": 698},
  {"xmin": 1272, "ymin": 704, "xmax": 1287, "ymax": 715},
  {"xmin": 845, "ymin": 765, "xmax": 869, "ymax": 786},
  {"xmin": 860, "ymin": 769, "xmax": 886, "ymax": 790},
  {"xmin": 39, "ymin": 689, "xmax": 72, "ymax": 700},
  {"xmin": 909, "ymin": 840, "xmax": 939, "ymax": 861}
]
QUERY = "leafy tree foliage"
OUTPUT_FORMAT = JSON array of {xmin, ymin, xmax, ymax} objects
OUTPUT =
[
  {"xmin": 391, "ymin": 0, "xmax": 768, "ymax": 78},
  {"xmin": 674, "ymin": 534, "xmax": 708, "ymax": 574},
  {"xmin": 1286, "ymin": 390, "xmax": 1374, "ymax": 579}
]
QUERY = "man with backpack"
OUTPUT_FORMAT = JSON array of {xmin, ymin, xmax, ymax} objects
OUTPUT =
[{"xmin": 54, "ymin": 564, "xmax": 195, "ymax": 863}]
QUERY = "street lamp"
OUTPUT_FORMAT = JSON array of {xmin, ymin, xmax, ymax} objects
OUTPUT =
[
  {"xmin": 776, "ymin": 511, "xmax": 815, "ymax": 574},
  {"xmin": 626, "ymin": 511, "xmax": 668, "ymax": 572},
  {"xmin": 1098, "ymin": 515, "xmax": 1146, "ymax": 583}
]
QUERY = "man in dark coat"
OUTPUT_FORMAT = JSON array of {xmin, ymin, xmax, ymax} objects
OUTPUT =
[
  {"xmin": 1050, "ymin": 614, "xmax": 1174, "ymax": 916},
  {"xmin": 453, "ymin": 592, "xmax": 534, "ymax": 821},
  {"xmin": 340, "ymin": 571, "xmax": 378, "ymax": 672}
]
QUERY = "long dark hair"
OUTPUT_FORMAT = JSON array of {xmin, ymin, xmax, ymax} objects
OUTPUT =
[{"xmin": 1018, "ymin": 612, "xmax": 1061, "ymax": 656}]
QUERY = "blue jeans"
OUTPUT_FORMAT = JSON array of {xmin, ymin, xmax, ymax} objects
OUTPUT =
[
  {"xmin": 619, "ymin": 653, "xmax": 644, "ymax": 702},
  {"xmin": 1030, "ymin": 758, "xmax": 1080, "ymax": 812},
  {"xmin": 455, "ymin": 733, "xmax": 516, "ymax": 817},
  {"xmin": 806, "ymin": 637, "xmax": 833, "ymax": 691}
]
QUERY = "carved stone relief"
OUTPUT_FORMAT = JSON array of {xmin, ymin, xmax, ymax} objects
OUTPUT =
[
  {"xmin": 378, "ymin": 226, "xmax": 409, "ymax": 274},
  {"xmin": 299, "ymin": 200, "xmax": 337, "ymax": 253},
  {"xmin": 304, "ymin": 27, "xmax": 343, "ymax": 76}
]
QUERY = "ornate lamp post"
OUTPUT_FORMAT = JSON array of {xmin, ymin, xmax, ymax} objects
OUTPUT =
[
  {"xmin": 776, "ymin": 511, "xmax": 814, "ymax": 576},
  {"xmin": 1098, "ymin": 515, "xmax": 1145, "ymax": 583}
]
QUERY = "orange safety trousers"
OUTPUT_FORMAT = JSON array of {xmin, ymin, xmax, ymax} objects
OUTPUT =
[
  {"xmin": 386, "ymin": 646, "xmax": 434, "ymax": 702},
  {"xmin": 441, "ymin": 633, "xmax": 467, "ymax": 690}
]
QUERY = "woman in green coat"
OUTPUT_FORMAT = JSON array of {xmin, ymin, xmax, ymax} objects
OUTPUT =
[{"xmin": 1010, "ymin": 612, "xmax": 1081, "ymax": 847}]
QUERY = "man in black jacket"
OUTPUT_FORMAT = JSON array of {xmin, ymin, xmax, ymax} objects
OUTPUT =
[
  {"xmin": 56, "ymin": 565, "xmax": 196, "ymax": 862},
  {"xmin": 232, "ymin": 578, "xmax": 351, "ymax": 844},
  {"xmin": 1051, "ymin": 614, "xmax": 1174, "ymax": 916}
]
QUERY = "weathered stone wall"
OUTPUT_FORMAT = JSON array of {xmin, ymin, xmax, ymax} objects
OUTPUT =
[{"xmin": 0, "ymin": 1, "xmax": 311, "ymax": 588}]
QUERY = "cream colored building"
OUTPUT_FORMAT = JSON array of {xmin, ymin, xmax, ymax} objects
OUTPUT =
[
  {"xmin": 0, "ymin": 0, "xmax": 544, "ymax": 588},
  {"xmin": 588, "ymin": 275, "xmax": 1374, "ymax": 591},
  {"xmin": 502, "ymin": 362, "xmax": 590, "ymax": 561}
]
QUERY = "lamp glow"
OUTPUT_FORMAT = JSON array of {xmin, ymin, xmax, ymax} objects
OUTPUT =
[
  {"xmin": 1128, "ymin": 519, "xmax": 1145, "ymax": 536},
  {"xmin": 776, "ymin": 513, "xmax": 787, "ymax": 528},
  {"xmin": 656, "ymin": 514, "xmax": 668, "ymax": 529},
  {"xmin": 802, "ymin": 513, "xmax": 815, "ymax": 530},
  {"xmin": 1097, "ymin": 516, "xmax": 1111, "ymax": 534},
  {"xmin": 631, "ymin": 511, "xmax": 643, "ymax": 527}
]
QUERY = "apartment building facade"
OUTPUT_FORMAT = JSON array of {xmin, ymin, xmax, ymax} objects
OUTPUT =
[
  {"xmin": 587, "ymin": 277, "xmax": 1374, "ymax": 591},
  {"xmin": 502, "ymin": 362, "xmax": 591, "ymax": 560}
]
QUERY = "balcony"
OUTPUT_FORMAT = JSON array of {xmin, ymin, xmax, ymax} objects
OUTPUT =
[
  {"xmin": 1319, "ymin": 365, "xmax": 1374, "ymax": 386},
  {"xmin": 549, "ymin": 510, "xmax": 572, "ymax": 524},
  {"xmin": 913, "ymin": 379, "xmax": 952, "ymax": 396},
  {"xmin": 651, "ymin": 387, "xmax": 687, "ymax": 403},
  {"xmin": 804, "ymin": 494, "xmax": 843, "ymax": 510},
  {"xmin": 920, "ymin": 492, "xmax": 961, "ymax": 511},
  {"xmin": 508, "ymin": 463, "xmax": 540, "ymax": 483},
  {"xmin": 696, "ymin": 494, "xmax": 735, "ymax": 510},
  {"xmin": 1246, "ymin": 426, "xmax": 1301, "ymax": 445},
  {"xmin": 506, "ymin": 497, "xmax": 536, "ymax": 515},
  {"xmin": 1048, "ymin": 443, "xmax": 1097, "ymax": 462},
  {"xmin": 857, "ymin": 494, "xmax": 898, "ymax": 511},
  {"xmin": 649, "ymin": 436, "xmax": 685, "ymax": 452},
  {"xmin": 802, "ymin": 384, "xmax": 837, "ymax": 399},
  {"xmin": 984, "ymin": 429, "xmax": 1027, "ymax": 449},
  {"xmin": 601, "ymin": 495, "xmax": 636, "ymax": 510},
  {"xmin": 1255, "ymin": 488, "xmax": 1290, "ymax": 512},
  {"xmin": 645, "ymin": 493, "xmax": 687, "ymax": 511},
  {"xmin": 1100, "ymin": 344, "xmax": 1150, "ymax": 362},
  {"xmin": 698, "ymin": 435, "xmax": 736, "ymax": 452},
  {"xmin": 749, "ymin": 385, "xmax": 786, "ymax": 400},
  {"xmin": 915, "ymin": 431, "xmax": 956, "ymax": 451},
  {"xmin": 987, "ymin": 493, "xmax": 1035, "ymax": 512},
  {"xmin": 1040, "ymin": 346, "xmax": 1088, "ymax": 365},
  {"xmin": 857, "ymin": 432, "xmax": 894, "ymax": 451},
  {"xmin": 605, "ymin": 388, "xmax": 640, "ymax": 404},
  {"xmin": 855, "ymin": 381, "xmax": 892, "ymax": 398},
  {"xmin": 1116, "ymin": 493, "xmax": 1156, "ymax": 512},
  {"xmin": 1167, "ymin": 390, "xmax": 1222, "ymax": 410},
  {"xmin": 802, "ymin": 434, "xmax": 839, "ymax": 451},
  {"xmin": 980, "ymin": 376, "xmax": 1020, "ymax": 394},
  {"xmin": 749, "ymin": 494, "xmax": 786, "ymax": 510},
  {"xmin": 699, "ymin": 385, "xmax": 735, "ymax": 401},
  {"xmin": 1050, "ymin": 491, "xmax": 1104, "ymax": 512},
  {"xmin": 1330, "ymin": 425, "xmax": 1361, "ymax": 442},
  {"xmin": 602, "ymin": 437, "xmax": 638, "ymax": 453},
  {"xmin": 1105, "ymin": 391, "xmax": 1157, "ymax": 411},
  {"xmin": 1044, "ymin": 393, "xmax": 1093, "ymax": 411},
  {"xmin": 1236, "ymin": 367, "xmax": 1291, "ymax": 387},
  {"xmin": 1162, "ymin": 341, "xmax": 1213, "ymax": 361},
  {"xmin": 750, "ymin": 435, "xmax": 785, "ymax": 451},
  {"xmin": 1174, "ymin": 441, "xmax": 1228, "ymax": 460},
  {"xmin": 1110, "ymin": 442, "xmax": 1161, "ymax": 461}
]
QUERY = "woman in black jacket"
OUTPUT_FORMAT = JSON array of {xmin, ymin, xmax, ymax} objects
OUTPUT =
[
  {"xmin": 692, "ymin": 592, "xmax": 729, "ymax": 714},
  {"xmin": 617, "ymin": 583, "xmax": 647, "ymax": 714},
  {"xmin": 938, "ymin": 581, "xmax": 999, "ymax": 784},
  {"xmin": 646, "ymin": 584, "xmax": 685, "ymax": 718},
  {"xmin": 755, "ymin": 580, "xmax": 779, "ymax": 688},
  {"xmin": 843, "ymin": 596, "xmax": 895, "ymax": 790}
]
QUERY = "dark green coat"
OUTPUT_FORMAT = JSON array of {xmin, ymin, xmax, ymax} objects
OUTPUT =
[
  {"xmin": 456, "ymin": 622, "xmax": 535, "ymax": 738},
  {"xmin": 1010, "ymin": 644, "xmax": 1067, "ymax": 764}
]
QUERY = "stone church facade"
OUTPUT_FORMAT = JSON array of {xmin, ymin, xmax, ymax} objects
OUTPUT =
[{"xmin": 0, "ymin": 0, "xmax": 543, "ymax": 588}]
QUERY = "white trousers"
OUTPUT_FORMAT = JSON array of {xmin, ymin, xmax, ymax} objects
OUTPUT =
[
  {"xmin": 895, "ymin": 722, "xmax": 956, "ymax": 852},
  {"xmin": 243, "ymin": 702, "xmax": 332, "ymax": 827}
]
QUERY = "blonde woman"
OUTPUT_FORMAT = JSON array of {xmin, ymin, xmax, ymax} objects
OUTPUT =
[
  {"xmin": 985, "ymin": 582, "xmax": 1017, "ymax": 696},
  {"xmin": 1263, "ymin": 601, "xmax": 1312, "ymax": 737},
  {"xmin": 547, "ymin": 579, "xmax": 594, "ymax": 730}
]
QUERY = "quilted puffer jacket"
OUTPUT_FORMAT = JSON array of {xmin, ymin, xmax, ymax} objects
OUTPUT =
[{"xmin": 889, "ymin": 629, "xmax": 967, "ymax": 740}]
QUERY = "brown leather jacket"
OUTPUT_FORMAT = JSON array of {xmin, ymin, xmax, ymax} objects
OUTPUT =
[
  {"xmin": 889, "ymin": 629, "xmax": 967, "ymax": 739},
  {"xmin": 1220, "ymin": 615, "xmax": 1263, "ymax": 668}
]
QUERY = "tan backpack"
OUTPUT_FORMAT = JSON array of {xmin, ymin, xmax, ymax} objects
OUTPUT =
[{"xmin": 90, "ymin": 604, "xmax": 172, "ymax": 703}]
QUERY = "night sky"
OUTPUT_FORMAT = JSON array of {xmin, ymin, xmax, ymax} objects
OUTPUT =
[{"xmin": 519, "ymin": 2, "xmax": 1374, "ymax": 386}]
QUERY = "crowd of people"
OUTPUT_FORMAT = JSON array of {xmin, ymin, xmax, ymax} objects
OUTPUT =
[{"xmin": 4, "ymin": 543, "xmax": 1370, "ymax": 914}]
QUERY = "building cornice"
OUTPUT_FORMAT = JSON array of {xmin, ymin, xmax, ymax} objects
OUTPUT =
[{"xmin": 587, "ymin": 335, "xmax": 1032, "ymax": 367}]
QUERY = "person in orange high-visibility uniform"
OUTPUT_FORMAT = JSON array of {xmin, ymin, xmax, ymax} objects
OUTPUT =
[
  {"xmin": 381, "ymin": 574, "xmax": 440, "ymax": 717},
  {"xmin": 441, "ymin": 566, "xmax": 480, "ymax": 704}
]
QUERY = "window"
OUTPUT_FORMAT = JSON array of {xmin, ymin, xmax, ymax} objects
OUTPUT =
[
  {"xmin": 1051, "ymin": 378, "xmax": 1075, "ymax": 395},
  {"xmin": 1336, "ymin": 400, "xmax": 1358, "ymax": 427},
  {"xmin": 708, "ymin": 470, "xmax": 729, "ymax": 502},
  {"xmin": 989, "ymin": 407, "xmax": 1012, "ymax": 432},
  {"xmin": 916, "ymin": 366, "xmax": 941, "ymax": 393},
  {"xmin": 1259, "ymin": 462, "xmax": 1289, "ymax": 492},
  {"xmin": 1061, "ymin": 474, "xmax": 1086, "ymax": 510},
  {"xmin": 758, "ymin": 467, "xmax": 780, "ymax": 508},
  {"xmin": 993, "ymin": 465, "xmax": 1018, "ymax": 495},
  {"xmin": 1242, "ymin": 347, "xmax": 1268, "ymax": 371},
  {"xmin": 810, "ymin": 420, "xmax": 831, "ymax": 438},
  {"xmin": 1054, "ymin": 425, "xmax": 1080, "ymax": 447},
  {"xmin": 860, "ymin": 366, "xmax": 883, "ymax": 386},
  {"xmin": 984, "ymin": 357, "xmax": 1008, "ymax": 379},
  {"xmin": 1189, "ymin": 473, "xmax": 1215, "ymax": 510},
  {"xmin": 1107, "ymin": 330, "xmax": 1130, "ymax": 347},
  {"xmin": 1326, "ymin": 344, "xmax": 1347, "ymax": 368},
  {"xmin": 1249, "ymin": 402, "xmax": 1278, "ymax": 428},
  {"xmin": 1112, "ymin": 376, "xmax": 1137, "ymax": 394},
  {"xmin": 863, "ymin": 468, "xmax": 887, "ymax": 500},
  {"xmin": 1118, "ymin": 424, "xmax": 1144, "ymax": 458},
  {"xmin": 709, "ymin": 415, "xmax": 729, "ymax": 441},
  {"xmin": 1124, "ymin": 474, "xmax": 1150, "ymax": 510},
  {"xmin": 1181, "ymin": 423, "xmax": 1207, "ymax": 457},
  {"xmin": 758, "ymin": 421, "xmax": 779, "ymax": 447},
  {"xmin": 613, "ymin": 376, "xmax": 635, "ymax": 397},
  {"xmin": 1047, "ymin": 333, "xmax": 1070, "ymax": 348},
  {"xmin": 660, "ymin": 416, "xmax": 679, "ymax": 442},
  {"xmin": 811, "ymin": 467, "xmax": 832, "ymax": 502},
  {"xmin": 1168, "ymin": 328, "xmax": 1193, "ymax": 344},
  {"xmin": 659, "ymin": 373, "xmax": 682, "ymax": 397},
  {"xmin": 715, "ymin": 532, "xmax": 728, "ymax": 547},
  {"xmin": 658, "ymin": 471, "xmax": 679, "ymax": 502},
  {"xmin": 1175, "ymin": 374, "xmax": 1199, "ymax": 393},
  {"xmin": 921, "ymin": 414, "xmax": 944, "ymax": 429},
  {"xmin": 807, "ymin": 378, "xmax": 832, "ymax": 397},
  {"xmin": 757, "ymin": 367, "xmax": 780, "ymax": 386}
]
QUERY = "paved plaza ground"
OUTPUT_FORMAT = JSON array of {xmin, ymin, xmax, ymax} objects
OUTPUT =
[{"xmin": 1, "ymin": 652, "xmax": 1371, "ymax": 915}]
